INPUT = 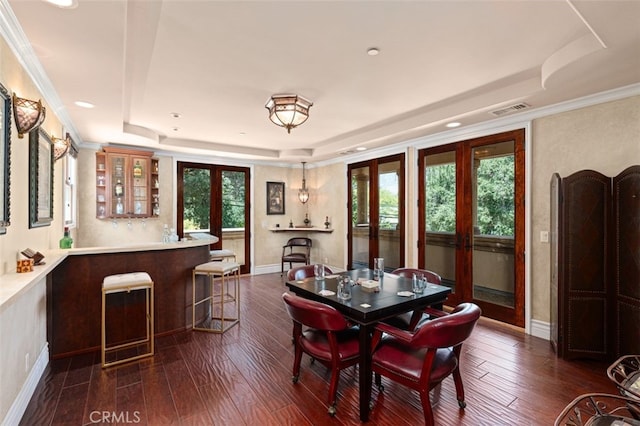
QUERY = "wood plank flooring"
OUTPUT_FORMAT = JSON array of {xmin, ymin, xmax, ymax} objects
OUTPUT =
[{"xmin": 20, "ymin": 273, "xmax": 617, "ymax": 425}]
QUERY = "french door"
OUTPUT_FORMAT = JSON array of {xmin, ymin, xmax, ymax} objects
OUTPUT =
[
  {"xmin": 418, "ymin": 129, "xmax": 525, "ymax": 326},
  {"xmin": 177, "ymin": 162, "xmax": 251, "ymax": 274},
  {"xmin": 348, "ymin": 154, "xmax": 405, "ymax": 272}
]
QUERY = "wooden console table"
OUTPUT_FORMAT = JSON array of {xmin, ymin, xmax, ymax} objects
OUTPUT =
[{"xmin": 269, "ymin": 227, "xmax": 333, "ymax": 233}]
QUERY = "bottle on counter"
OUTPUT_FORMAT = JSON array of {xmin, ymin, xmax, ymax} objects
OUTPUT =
[
  {"xmin": 114, "ymin": 179, "xmax": 124, "ymax": 197},
  {"xmin": 133, "ymin": 160, "xmax": 143, "ymax": 178},
  {"xmin": 116, "ymin": 197, "xmax": 124, "ymax": 215},
  {"xmin": 59, "ymin": 227, "xmax": 73, "ymax": 249}
]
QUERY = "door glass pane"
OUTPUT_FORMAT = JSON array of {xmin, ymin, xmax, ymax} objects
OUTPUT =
[
  {"xmin": 182, "ymin": 167, "xmax": 211, "ymax": 235},
  {"xmin": 424, "ymin": 151, "xmax": 457, "ymax": 293},
  {"xmin": 351, "ymin": 166, "xmax": 370, "ymax": 268},
  {"xmin": 377, "ymin": 160, "xmax": 401, "ymax": 271},
  {"xmin": 222, "ymin": 170, "xmax": 245, "ymax": 266},
  {"xmin": 471, "ymin": 141, "xmax": 515, "ymax": 307}
]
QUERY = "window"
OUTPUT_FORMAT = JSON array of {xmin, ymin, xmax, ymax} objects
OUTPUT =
[{"xmin": 63, "ymin": 154, "xmax": 77, "ymax": 227}]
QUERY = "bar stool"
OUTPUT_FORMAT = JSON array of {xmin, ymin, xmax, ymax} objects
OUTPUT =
[
  {"xmin": 209, "ymin": 249, "xmax": 237, "ymax": 262},
  {"xmin": 101, "ymin": 272, "xmax": 154, "ymax": 368},
  {"xmin": 192, "ymin": 261, "xmax": 240, "ymax": 333}
]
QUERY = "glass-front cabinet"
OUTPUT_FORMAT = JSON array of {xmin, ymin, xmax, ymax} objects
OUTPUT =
[{"xmin": 96, "ymin": 147, "xmax": 158, "ymax": 218}]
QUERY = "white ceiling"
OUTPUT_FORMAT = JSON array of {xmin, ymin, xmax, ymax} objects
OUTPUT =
[{"xmin": 3, "ymin": 0, "xmax": 640, "ymax": 162}]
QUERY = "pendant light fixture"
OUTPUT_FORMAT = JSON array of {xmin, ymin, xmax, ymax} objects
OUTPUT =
[{"xmin": 298, "ymin": 162, "xmax": 309, "ymax": 204}]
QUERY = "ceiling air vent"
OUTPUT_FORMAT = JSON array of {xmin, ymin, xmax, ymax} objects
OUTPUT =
[{"xmin": 490, "ymin": 102, "xmax": 531, "ymax": 117}]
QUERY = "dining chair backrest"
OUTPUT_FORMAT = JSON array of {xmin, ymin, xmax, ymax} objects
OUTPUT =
[
  {"xmin": 412, "ymin": 302, "xmax": 481, "ymax": 349},
  {"xmin": 391, "ymin": 268, "xmax": 442, "ymax": 285},
  {"xmin": 282, "ymin": 292, "xmax": 349, "ymax": 332},
  {"xmin": 286, "ymin": 264, "xmax": 333, "ymax": 281},
  {"xmin": 285, "ymin": 237, "xmax": 312, "ymax": 249}
]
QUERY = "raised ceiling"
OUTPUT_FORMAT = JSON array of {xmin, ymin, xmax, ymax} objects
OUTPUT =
[{"xmin": 3, "ymin": 0, "xmax": 640, "ymax": 162}]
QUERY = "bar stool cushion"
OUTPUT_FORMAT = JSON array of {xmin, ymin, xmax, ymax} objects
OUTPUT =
[
  {"xmin": 194, "ymin": 261, "xmax": 239, "ymax": 275},
  {"xmin": 103, "ymin": 272, "xmax": 153, "ymax": 294},
  {"xmin": 210, "ymin": 249, "xmax": 236, "ymax": 260}
]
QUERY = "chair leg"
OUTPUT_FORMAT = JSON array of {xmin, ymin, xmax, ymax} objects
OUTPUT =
[
  {"xmin": 292, "ymin": 343, "xmax": 303, "ymax": 384},
  {"xmin": 419, "ymin": 388, "xmax": 435, "ymax": 426},
  {"xmin": 327, "ymin": 368, "xmax": 341, "ymax": 416},
  {"xmin": 452, "ymin": 367, "xmax": 466, "ymax": 408},
  {"xmin": 375, "ymin": 372, "xmax": 383, "ymax": 391}
]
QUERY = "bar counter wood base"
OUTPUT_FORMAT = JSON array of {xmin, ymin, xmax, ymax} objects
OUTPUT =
[{"xmin": 48, "ymin": 242, "xmax": 210, "ymax": 359}]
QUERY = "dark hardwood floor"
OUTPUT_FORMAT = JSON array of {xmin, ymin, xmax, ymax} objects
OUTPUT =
[{"xmin": 20, "ymin": 273, "xmax": 617, "ymax": 425}]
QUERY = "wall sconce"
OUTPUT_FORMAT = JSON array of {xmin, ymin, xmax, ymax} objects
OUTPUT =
[
  {"xmin": 52, "ymin": 133, "xmax": 71, "ymax": 161},
  {"xmin": 12, "ymin": 94, "xmax": 46, "ymax": 138},
  {"xmin": 265, "ymin": 94, "xmax": 313, "ymax": 134},
  {"xmin": 298, "ymin": 161, "xmax": 309, "ymax": 204}
]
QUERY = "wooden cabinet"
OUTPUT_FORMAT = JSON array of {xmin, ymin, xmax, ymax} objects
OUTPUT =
[
  {"xmin": 96, "ymin": 147, "xmax": 159, "ymax": 218},
  {"xmin": 550, "ymin": 165, "xmax": 640, "ymax": 361}
]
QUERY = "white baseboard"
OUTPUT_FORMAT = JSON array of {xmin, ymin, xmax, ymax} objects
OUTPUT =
[
  {"xmin": 2, "ymin": 344, "xmax": 49, "ymax": 426},
  {"xmin": 253, "ymin": 264, "xmax": 282, "ymax": 275},
  {"xmin": 530, "ymin": 319, "xmax": 550, "ymax": 341}
]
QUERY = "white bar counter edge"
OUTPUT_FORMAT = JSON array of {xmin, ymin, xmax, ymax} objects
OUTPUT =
[{"xmin": 0, "ymin": 239, "xmax": 214, "ymax": 314}]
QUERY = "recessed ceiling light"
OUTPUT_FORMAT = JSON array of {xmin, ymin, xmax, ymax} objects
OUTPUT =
[
  {"xmin": 43, "ymin": 0, "xmax": 77, "ymax": 9},
  {"xmin": 170, "ymin": 112, "xmax": 181, "ymax": 119},
  {"xmin": 367, "ymin": 47, "xmax": 380, "ymax": 56},
  {"xmin": 356, "ymin": 147, "xmax": 367, "ymax": 151},
  {"xmin": 74, "ymin": 101, "xmax": 94, "ymax": 109},
  {"xmin": 446, "ymin": 122, "xmax": 461, "ymax": 128}
]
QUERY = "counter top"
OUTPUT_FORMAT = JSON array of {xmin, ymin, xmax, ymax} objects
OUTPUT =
[
  {"xmin": 0, "ymin": 239, "xmax": 214, "ymax": 313},
  {"xmin": 269, "ymin": 227, "xmax": 333, "ymax": 233}
]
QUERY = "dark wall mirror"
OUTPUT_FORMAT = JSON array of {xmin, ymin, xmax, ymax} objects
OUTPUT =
[
  {"xmin": 29, "ymin": 128, "xmax": 53, "ymax": 228},
  {"xmin": 0, "ymin": 82, "xmax": 11, "ymax": 234}
]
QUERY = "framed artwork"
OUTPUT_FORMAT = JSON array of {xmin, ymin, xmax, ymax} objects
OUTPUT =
[
  {"xmin": 29, "ymin": 128, "xmax": 53, "ymax": 228},
  {"xmin": 0, "ymin": 82, "xmax": 11, "ymax": 234},
  {"xmin": 266, "ymin": 181, "xmax": 285, "ymax": 215}
]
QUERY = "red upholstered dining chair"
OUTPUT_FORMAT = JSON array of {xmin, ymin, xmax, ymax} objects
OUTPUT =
[
  {"xmin": 286, "ymin": 264, "xmax": 333, "ymax": 281},
  {"xmin": 281, "ymin": 237, "xmax": 312, "ymax": 276},
  {"xmin": 383, "ymin": 268, "xmax": 443, "ymax": 331},
  {"xmin": 371, "ymin": 302, "xmax": 481, "ymax": 425},
  {"xmin": 282, "ymin": 292, "xmax": 360, "ymax": 416}
]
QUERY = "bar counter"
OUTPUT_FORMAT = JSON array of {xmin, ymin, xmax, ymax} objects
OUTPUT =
[{"xmin": 47, "ymin": 240, "xmax": 211, "ymax": 359}]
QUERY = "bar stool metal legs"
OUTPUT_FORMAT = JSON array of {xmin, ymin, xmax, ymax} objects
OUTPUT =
[
  {"xmin": 101, "ymin": 272, "xmax": 154, "ymax": 368},
  {"xmin": 192, "ymin": 261, "xmax": 240, "ymax": 333}
]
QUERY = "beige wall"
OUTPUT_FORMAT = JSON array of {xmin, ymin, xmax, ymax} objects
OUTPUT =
[
  {"xmin": 0, "ymin": 37, "xmax": 65, "ymax": 424},
  {"xmin": 253, "ymin": 162, "xmax": 347, "ymax": 271},
  {"xmin": 530, "ymin": 95, "xmax": 640, "ymax": 322}
]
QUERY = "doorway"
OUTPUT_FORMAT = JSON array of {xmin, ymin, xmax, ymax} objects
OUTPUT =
[
  {"xmin": 177, "ymin": 162, "xmax": 251, "ymax": 274},
  {"xmin": 418, "ymin": 129, "xmax": 525, "ymax": 326},
  {"xmin": 347, "ymin": 154, "xmax": 405, "ymax": 272}
]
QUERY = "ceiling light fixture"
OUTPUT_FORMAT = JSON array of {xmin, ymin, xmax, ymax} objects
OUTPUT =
[
  {"xmin": 367, "ymin": 47, "xmax": 380, "ymax": 56},
  {"xmin": 446, "ymin": 121, "xmax": 461, "ymax": 128},
  {"xmin": 52, "ymin": 133, "xmax": 71, "ymax": 161},
  {"xmin": 265, "ymin": 94, "xmax": 313, "ymax": 134},
  {"xmin": 74, "ymin": 100, "xmax": 94, "ymax": 108},
  {"xmin": 12, "ymin": 94, "xmax": 46, "ymax": 138},
  {"xmin": 43, "ymin": 0, "xmax": 77, "ymax": 9},
  {"xmin": 298, "ymin": 161, "xmax": 309, "ymax": 204}
]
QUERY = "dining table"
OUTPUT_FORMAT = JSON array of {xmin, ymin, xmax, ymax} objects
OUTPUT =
[{"xmin": 285, "ymin": 268, "xmax": 452, "ymax": 422}]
